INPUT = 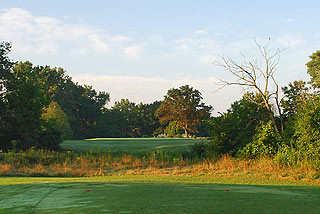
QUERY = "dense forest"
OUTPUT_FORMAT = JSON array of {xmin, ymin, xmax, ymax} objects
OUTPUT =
[{"xmin": 1, "ymin": 41, "xmax": 320, "ymax": 169}]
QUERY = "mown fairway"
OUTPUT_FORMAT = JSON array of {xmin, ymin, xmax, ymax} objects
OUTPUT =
[
  {"xmin": 1, "ymin": 176, "xmax": 320, "ymax": 214},
  {"xmin": 61, "ymin": 138, "xmax": 206, "ymax": 153}
]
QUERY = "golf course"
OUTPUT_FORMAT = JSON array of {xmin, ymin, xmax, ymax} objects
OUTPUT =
[
  {"xmin": 60, "ymin": 137, "xmax": 205, "ymax": 153},
  {"xmin": 2, "ymin": 32, "xmax": 320, "ymax": 213},
  {"xmin": 1, "ymin": 138, "xmax": 320, "ymax": 213},
  {"xmin": 1, "ymin": 176, "xmax": 320, "ymax": 213}
]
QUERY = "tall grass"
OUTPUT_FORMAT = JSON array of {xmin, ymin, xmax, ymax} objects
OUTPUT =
[{"xmin": 0, "ymin": 148, "xmax": 319, "ymax": 184}]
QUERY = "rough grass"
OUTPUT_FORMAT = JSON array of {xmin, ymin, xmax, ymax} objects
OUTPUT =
[
  {"xmin": 1, "ymin": 152, "xmax": 319, "ymax": 185},
  {"xmin": 0, "ymin": 176, "xmax": 319, "ymax": 214}
]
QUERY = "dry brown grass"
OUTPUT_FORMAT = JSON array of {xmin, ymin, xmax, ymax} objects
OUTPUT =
[
  {"xmin": 0, "ymin": 164, "xmax": 12, "ymax": 175},
  {"xmin": 0, "ymin": 155, "xmax": 319, "ymax": 184}
]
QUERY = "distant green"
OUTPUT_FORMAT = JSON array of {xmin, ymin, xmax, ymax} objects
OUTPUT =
[
  {"xmin": 61, "ymin": 138, "xmax": 206, "ymax": 153},
  {"xmin": 0, "ymin": 176, "xmax": 319, "ymax": 214}
]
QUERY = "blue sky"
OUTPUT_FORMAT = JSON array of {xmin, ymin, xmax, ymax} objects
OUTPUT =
[{"xmin": 1, "ymin": 0, "xmax": 320, "ymax": 113}]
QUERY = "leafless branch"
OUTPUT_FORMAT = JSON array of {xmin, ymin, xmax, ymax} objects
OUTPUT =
[{"xmin": 214, "ymin": 39, "xmax": 287, "ymax": 135}]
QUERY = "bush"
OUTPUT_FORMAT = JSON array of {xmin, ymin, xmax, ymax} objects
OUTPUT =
[
  {"xmin": 186, "ymin": 141, "xmax": 222, "ymax": 161},
  {"xmin": 189, "ymin": 142, "xmax": 207, "ymax": 158},
  {"xmin": 275, "ymin": 97, "xmax": 320, "ymax": 169},
  {"xmin": 238, "ymin": 121, "xmax": 281, "ymax": 159}
]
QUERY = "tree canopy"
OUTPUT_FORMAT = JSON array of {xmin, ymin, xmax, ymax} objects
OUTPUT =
[
  {"xmin": 306, "ymin": 50, "xmax": 320, "ymax": 89},
  {"xmin": 155, "ymin": 85, "xmax": 212, "ymax": 138}
]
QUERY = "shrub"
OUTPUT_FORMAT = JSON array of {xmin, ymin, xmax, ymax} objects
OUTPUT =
[
  {"xmin": 275, "ymin": 97, "xmax": 320, "ymax": 169},
  {"xmin": 187, "ymin": 141, "xmax": 222, "ymax": 161},
  {"xmin": 238, "ymin": 121, "xmax": 281, "ymax": 159}
]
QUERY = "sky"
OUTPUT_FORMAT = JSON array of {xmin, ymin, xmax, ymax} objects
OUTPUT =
[{"xmin": 1, "ymin": 0, "xmax": 320, "ymax": 114}]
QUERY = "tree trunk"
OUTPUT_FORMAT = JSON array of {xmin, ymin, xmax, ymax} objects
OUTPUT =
[
  {"xmin": 184, "ymin": 128, "xmax": 188, "ymax": 138},
  {"xmin": 269, "ymin": 111, "xmax": 280, "ymax": 136},
  {"xmin": 259, "ymin": 91, "xmax": 281, "ymax": 136}
]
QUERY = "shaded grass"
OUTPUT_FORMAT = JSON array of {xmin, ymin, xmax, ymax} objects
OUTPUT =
[{"xmin": 0, "ymin": 177, "xmax": 319, "ymax": 213}]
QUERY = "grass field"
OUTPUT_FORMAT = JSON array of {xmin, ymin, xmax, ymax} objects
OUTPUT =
[
  {"xmin": 60, "ymin": 138, "xmax": 206, "ymax": 153},
  {"xmin": 1, "ymin": 176, "xmax": 320, "ymax": 214},
  {"xmin": 2, "ymin": 138, "xmax": 320, "ymax": 213}
]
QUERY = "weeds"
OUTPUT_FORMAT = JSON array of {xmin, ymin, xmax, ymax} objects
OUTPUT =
[{"xmin": 0, "ymin": 149, "xmax": 319, "ymax": 184}]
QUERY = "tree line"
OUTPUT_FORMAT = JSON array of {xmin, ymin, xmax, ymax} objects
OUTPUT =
[
  {"xmin": 198, "ymin": 42, "xmax": 320, "ymax": 169},
  {"xmin": 0, "ymin": 42, "xmax": 211, "ymax": 151},
  {"xmin": 1, "ymin": 40, "xmax": 320, "ymax": 169}
]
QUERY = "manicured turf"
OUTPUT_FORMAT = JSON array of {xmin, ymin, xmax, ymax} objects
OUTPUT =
[
  {"xmin": 61, "ymin": 138, "xmax": 206, "ymax": 153},
  {"xmin": 1, "ymin": 176, "xmax": 319, "ymax": 214}
]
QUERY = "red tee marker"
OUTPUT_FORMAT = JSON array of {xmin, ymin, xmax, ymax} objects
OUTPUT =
[
  {"xmin": 87, "ymin": 189, "xmax": 91, "ymax": 192},
  {"xmin": 225, "ymin": 189, "xmax": 229, "ymax": 192}
]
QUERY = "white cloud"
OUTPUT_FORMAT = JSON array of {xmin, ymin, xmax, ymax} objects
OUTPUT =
[
  {"xmin": 123, "ymin": 44, "xmax": 144, "ymax": 59},
  {"xmin": 0, "ymin": 8, "xmax": 128, "ymax": 54},
  {"xmin": 0, "ymin": 8, "xmax": 59, "ymax": 54},
  {"xmin": 71, "ymin": 74, "xmax": 242, "ymax": 114},
  {"xmin": 88, "ymin": 34, "xmax": 110, "ymax": 53}
]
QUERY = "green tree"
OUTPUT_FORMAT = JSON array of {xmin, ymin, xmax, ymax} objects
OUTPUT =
[
  {"xmin": 306, "ymin": 50, "xmax": 320, "ymax": 89},
  {"xmin": 42, "ymin": 101, "xmax": 73, "ymax": 140},
  {"xmin": 69, "ymin": 84, "xmax": 109, "ymax": 139},
  {"xmin": 275, "ymin": 96, "xmax": 320, "ymax": 169},
  {"xmin": 239, "ymin": 121, "xmax": 281, "ymax": 159},
  {"xmin": 0, "ymin": 42, "xmax": 110, "ymax": 149},
  {"xmin": 31, "ymin": 65, "xmax": 110, "ymax": 139},
  {"xmin": 136, "ymin": 101, "xmax": 161, "ymax": 137},
  {"xmin": 37, "ymin": 119, "xmax": 63, "ymax": 150},
  {"xmin": 112, "ymin": 99, "xmax": 139, "ymax": 137},
  {"xmin": 281, "ymin": 80, "xmax": 309, "ymax": 117},
  {"xmin": 0, "ymin": 42, "xmax": 15, "ymax": 150},
  {"xmin": 207, "ymin": 93, "xmax": 269, "ymax": 156},
  {"xmin": 96, "ymin": 100, "xmax": 161, "ymax": 138},
  {"xmin": 156, "ymin": 85, "xmax": 212, "ymax": 138},
  {"xmin": 292, "ymin": 96, "xmax": 320, "ymax": 168},
  {"xmin": 0, "ymin": 61, "xmax": 49, "ymax": 150},
  {"xmin": 165, "ymin": 121, "xmax": 182, "ymax": 138},
  {"xmin": 0, "ymin": 42, "xmax": 14, "ymax": 98}
]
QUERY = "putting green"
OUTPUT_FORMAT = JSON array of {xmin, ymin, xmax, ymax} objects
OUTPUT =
[{"xmin": 1, "ymin": 178, "xmax": 319, "ymax": 213}]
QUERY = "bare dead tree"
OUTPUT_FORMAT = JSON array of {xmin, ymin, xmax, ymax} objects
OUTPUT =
[{"xmin": 215, "ymin": 40, "xmax": 285, "ymax": 135}]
